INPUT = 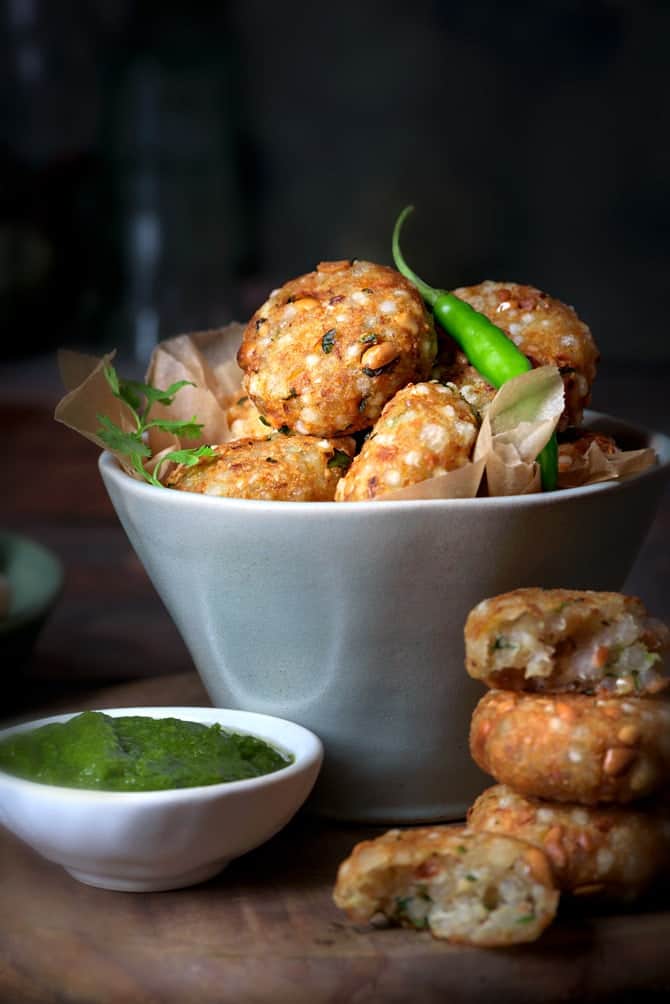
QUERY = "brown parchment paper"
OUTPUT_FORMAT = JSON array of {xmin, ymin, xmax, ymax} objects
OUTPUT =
[
  {"xmin": 557, "ymin": 439, "xmax": 657, "ymax": 490},
  {"xmin": 54, "ymin": 327, "xmax": 657, "ymax": 497},
  {"xmin": 475, "ymin": 365, "xmax": 565, "ymax": 496}
]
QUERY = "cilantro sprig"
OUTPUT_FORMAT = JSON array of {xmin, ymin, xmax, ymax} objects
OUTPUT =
[{"xmin": 97, "ymin": 363, "xmax": 215, "ymax": 486}]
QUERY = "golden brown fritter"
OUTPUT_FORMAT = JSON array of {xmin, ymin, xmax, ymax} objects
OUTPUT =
[
  {"xmin": 451, "ymin": 280, "xmax": 599, "ymax": 429},
  {"xmin": 467, "ymin": 784, "xmax": 670, "ymax": 900},
  {"xmin": 167, "ymin": 434, "xmax": 355, "ymax": 502},
  {"xmin": 237, "ymin": 260, "xmax": 436, "ymax": 437},
  {"xmin": 469, "ymin": 690, "xmax": 670, "ymax": 805},
  {"xmin": 333, "ymin": 825, "xmax": 558, "ymax": 946},
  {"xmin": 465, "ymin": 588, "xmax": 669, "ymax": 697},
  {"xmin": 335, "ymin": 381, "xmax": 478, "ymax": 501}
]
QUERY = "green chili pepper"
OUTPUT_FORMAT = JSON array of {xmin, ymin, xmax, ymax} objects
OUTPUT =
[{"xmin": 392, "ymin": 206, "xmax": 558, "ymax": 491}]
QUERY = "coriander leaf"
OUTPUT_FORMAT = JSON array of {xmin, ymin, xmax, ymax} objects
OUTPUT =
[
  {"xmin": 96, "ymin": 415, "xmax": 150, "ymax": 458},
  {"xmin": 152, "ymin": 445, "xmax": 216, "ymax": 484},
  {"xmin": 322, "ymin": 329, "xmax": 336, "ymax": 353},
  {"xmin": 103, "ymin": 363, "xmax": 121, "ymax": 397},
  {"xmin": 164, "ymin": 445, "xmax": 216, "ymax": 466},
  {"xmin": 121, "ymin": 378, "xmax": 195, "ymax": 418},
  {"xmin": 144, "ymin": 416, "xmax": 205, "ymax": 439}
]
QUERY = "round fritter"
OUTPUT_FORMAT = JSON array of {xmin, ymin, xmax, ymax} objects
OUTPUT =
[
  {"xmin": 465, "ymin": 588, "xmax": 669, "ymax": 697},
  {"xmin": 237, "ymin": 260, "xmax": 437, "ymax": 437},
  {"xmin": 335, "ymin": 381, "xmax": 479, "ymax": 501},
  {"xmin": 469, "ymin": 690, "xmax": 670, "ymax": 805},
  {"xmin": 225, "ymin": 392, "xmax": 274, "ymax": 440},
  {"xmin": 333, "ymin": 825, "xmax": 558, "ymax": 946},
  {"xmin": 166, "ymin": 434, "xmax": 355, "ymax": 502},
  {"xmin": 467, "ymin": 784, "xmax": 670, "ymax": 900},
  {"xmin": 451, "ymin": 280, "xmax": 599, "ymax": 429}
]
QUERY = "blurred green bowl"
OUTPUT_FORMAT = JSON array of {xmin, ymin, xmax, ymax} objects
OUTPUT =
[{"xmin": 0, "ymin": 532, "xmax": 64, "ymax": 665}]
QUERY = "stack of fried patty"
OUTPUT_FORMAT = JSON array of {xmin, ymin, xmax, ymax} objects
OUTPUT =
[{"xmin": 465, "ymin": 587, "xmax": 670, "ymax": 899}]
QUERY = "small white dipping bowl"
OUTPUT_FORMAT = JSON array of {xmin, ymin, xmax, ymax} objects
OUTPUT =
[
  {"xmin": 0, "ymin": 706, "xmax": 323, "ymax": 892},
  {"xmin": 99, "ymin": 412, "xmax": 670, "ymax": 824}
]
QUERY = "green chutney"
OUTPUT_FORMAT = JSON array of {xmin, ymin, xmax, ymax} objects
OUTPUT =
[{"xmin": 0, "ymin": 711, "xmax": 292, "ymax": 791}]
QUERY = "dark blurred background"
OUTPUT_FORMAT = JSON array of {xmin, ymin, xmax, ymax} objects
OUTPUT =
[{"xmin": 1, "ymin": 0, "xmax": 669, "ymax": 369}]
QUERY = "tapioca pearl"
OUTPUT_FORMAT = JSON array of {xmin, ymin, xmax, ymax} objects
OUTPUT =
[
  {"xmin": 346, "ymin": 343, "xmax": 362, "ymax": 359},
  {"xmin": 536, "ymin": 808, "xmax": 555, "ymax": 823},
  {"xmin": 571, "ymin": 809, "xmax": 589, "ymax": 825},
  {"xmin": 420, "ymin": 424, "xmax": 449, "ymax": 451},
  {"xmin": 383, "ymin": 469, "xmax": 402, "ymax": 486},
  {"xmin": 567, "ymin": 749, "xmax": 583, "ymax": 763},
  {"xmin": 379, "ymin": 300, "xmax": 396, "ymax": 314},
  {"xmin": 374, "ymin": 434, "xmax": 394, "ymax": 447},
  {"xmin": 455, "ymin": 420, "xmax": 477, "ymax": 442},
  {"xmin": 549, "ymin": 718, "xmax": 564, "ymax": 732},
  {"xmin": 413, "ymin": 384, "xmax": 430, "ymax": 396},
  {"xmin": 404, "ymin": 451, "xmax": 422, "ymax": 467},
  {"xmin": 305, "ymin": 354, "xmax": 320, "ymax": 368}
]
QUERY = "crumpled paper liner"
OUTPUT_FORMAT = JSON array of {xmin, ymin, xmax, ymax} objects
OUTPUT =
[
  {"xmin": 557, "ymin": 439, "xmax": 657, "ymax": 490},
  {"xmin": 54, "ymin": 326, "xmax": 657, "ymax": 498},
  {"xmin": 474, "ymin": 365, "xmax": 566, "ymax": 496}
]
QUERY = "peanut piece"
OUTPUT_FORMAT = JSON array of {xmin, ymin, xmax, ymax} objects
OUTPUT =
[
  {"xmin": 523, "ymin": 847, "xmax": 554, "ymax": 887},
  {"xmin": 617, "ymin": 724, "xmax": 640, "ymax": 746},
  {"xmin": 291, "ymin": 297, "xmax": 320, "ymax": 312},
  {"xmin": 603, "ymin": 747, "xmax": 637, "ymax": 777},
  {"xmin": 361, "ymin": 342, "xmax": 398, "ymax": 371}
]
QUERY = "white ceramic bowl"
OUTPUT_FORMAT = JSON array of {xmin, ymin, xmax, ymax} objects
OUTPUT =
[
  {"xmin": 99, "ymin": 412, "xmax": 670, "ymax": 824},
  {"xmin": 0, "ymin": 706, "xmax": 323, "ymax": 892}
]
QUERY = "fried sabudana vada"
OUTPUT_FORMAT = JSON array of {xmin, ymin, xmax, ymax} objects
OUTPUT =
[
  {"xmin": 237, "ymin": 260, "xmax": 436, "ymax": 437},
  {"xmin": 467, "ymin": 784, "xmax": 670, "ymax": 900},
  {"xmin": 335, "ymin": 381, "xmax": 478, "ymax": 501},
  {"xmin": 167, "ymin": 434, "xmax": 355, "ymax": 502},
  {"xmin": 470, "ymin": 690, "xmax": 670, "ymax": 805},
  {"xmin": 450, "ymin": 280, "xmax": 599, "ymax": 430},
  {"xmin": 465, "ymin": 588, "xmax": 669, "ymax": 698},
  {"xmin": 333, "ymin": 826, "xmax": 558, "ymax": 947}
]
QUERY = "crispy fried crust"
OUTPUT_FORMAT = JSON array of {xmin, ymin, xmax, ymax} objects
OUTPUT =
[
  {"xmin": 467, "ymin": 784, "xmax": 670, "ymax": 899},
  {"xmin": 237, "ymin": 260, "xmax": 436, "ymax": 437},
  {"xmin": 469, "ymin": 690, "xmax": 670, "ymax": 804},
  {"xmin": 450, "ymin": 280, "xmax": 599, "ymax": 430},
  {"xmin": 333, "ymin": 825, "xmax": 558, "ymax": 946},
  {"xmin": 335, "ymin": 381, "xmax": 479, "ymax": 501},
  {"xmin": 167, "ymin": 434, "xmax": 355, "ymax": 501},
  {"xmin": 465, "ymin": 588, "xmax": 669, "ymax": 697}
]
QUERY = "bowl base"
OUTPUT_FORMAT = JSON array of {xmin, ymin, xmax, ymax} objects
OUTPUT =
[{"xmin": 64, "ymin": 859, "xmax": 229, "ymax": 892}]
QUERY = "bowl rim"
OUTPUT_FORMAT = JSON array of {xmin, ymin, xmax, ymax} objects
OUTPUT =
[
  {"xmin": 98, "ymin": 409, "xmax": 670, "ymax": 514},
  {"xmin": 0, "ymin": 706, "xmax": 324, "ymax": 801},
  {"xmin": 0, "ymin": 531, "xmax": 64, "ymax": 636}
]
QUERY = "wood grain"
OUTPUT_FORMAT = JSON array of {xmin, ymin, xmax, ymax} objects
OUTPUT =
[{"xmin": 1, "ymin": 674, "xmax": 669, "ymax": 1003}]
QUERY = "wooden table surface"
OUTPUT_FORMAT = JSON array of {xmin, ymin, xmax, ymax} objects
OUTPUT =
[{"xmin": 1, "ymin": 358, "xmax": 669, "ymax": 1003}]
